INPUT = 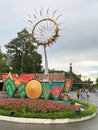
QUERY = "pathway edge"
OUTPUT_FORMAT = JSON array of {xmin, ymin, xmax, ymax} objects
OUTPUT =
[{"xmin": 0, "ymin": 112, "xmax": 96, "ymax": 124}]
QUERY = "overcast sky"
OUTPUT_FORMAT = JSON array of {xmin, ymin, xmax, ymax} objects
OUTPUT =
[{"xmin": 0, "ymin": 0, "xmax": 98, "ymax": 82}]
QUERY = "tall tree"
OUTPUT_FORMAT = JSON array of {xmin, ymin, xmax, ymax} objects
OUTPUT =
[
  {"xmin": 5, "ymin": 29, "xmax": 42, "ymax": 74},
  {"xmin": 96, "ymin": 78, "xmax": 98, "ymax": 85}
]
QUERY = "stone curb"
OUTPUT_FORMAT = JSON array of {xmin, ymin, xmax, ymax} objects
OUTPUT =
[{"xmin": 0, "ymin": 112, "xmax": 96, "ymax": 124}]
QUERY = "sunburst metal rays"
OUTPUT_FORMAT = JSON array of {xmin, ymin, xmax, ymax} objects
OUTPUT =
[
  {"xmin": 28, "ymin": 8, "xmax": 62, "ymax": 46},
  {"xmin": 28, "ymin": 8, "xmax": 62, "ymax": 74},
  {"xmin": 32, "ymin": 19, "xmax": 59, "ymax": 46}
]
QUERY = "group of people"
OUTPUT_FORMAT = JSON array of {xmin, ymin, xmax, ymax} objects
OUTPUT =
[{"xmin": 76, "ymin": 88, "xmax": 90, "ymax": 100}]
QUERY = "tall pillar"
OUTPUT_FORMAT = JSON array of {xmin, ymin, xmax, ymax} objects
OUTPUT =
[
  {"xmin": 69, "ymin": 63, "xmax": 72, "ymax": 78},
  {"xmin": 44, "ymin": 46, "xmax": 49, "ymax": 74}
]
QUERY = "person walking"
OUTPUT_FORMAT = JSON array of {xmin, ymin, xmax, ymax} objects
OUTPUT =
[
  {"xmin": 80, "ymin": 89, "xmax": 83, "ymax": 99},
  {"xmin": 76, "ymin": 89, "xmax": 80, "ymax": 99},
  {"xmin": 85, "ymin": 89, "xmax": 90, "ymax": 100}
]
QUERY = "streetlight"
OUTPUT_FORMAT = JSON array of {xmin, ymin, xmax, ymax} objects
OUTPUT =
[
  {"xmin": 17, "ymin": 47, "xmax": 24, "ymax": 74},
  {"xmin": 21, "ymin": 50, "xmax": 25, "ymax": 73},
  {"xmin": 69, "ymin": 63, "xmax": 72, "ymax": 78}
]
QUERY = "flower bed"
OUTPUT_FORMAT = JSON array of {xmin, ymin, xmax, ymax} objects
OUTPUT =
[
  {"xmin": 0, "ymin": 98, "xmax": 79, "ymax": 113},
  {"xmin": 0, "ymin": 98, "xmax": 96, "ymax": 119}
]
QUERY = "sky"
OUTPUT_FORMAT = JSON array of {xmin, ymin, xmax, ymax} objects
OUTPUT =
[{"xmin": 0, "ymin": 0, "xmax": 98, "ymax": 83}]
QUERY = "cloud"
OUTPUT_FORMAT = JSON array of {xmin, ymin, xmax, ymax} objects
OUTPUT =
[{"xmin": 0, "ymin": 0, "xmax": 98, "ymax": 82}]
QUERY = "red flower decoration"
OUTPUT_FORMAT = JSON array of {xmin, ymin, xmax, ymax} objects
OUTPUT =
[
  {"xmin": 46, "ymin": 89, "xmax": 51, "ymax": 93},
  {"xmin": 52, "ymin": 86, "xmax": 62, "ymax": 96}
]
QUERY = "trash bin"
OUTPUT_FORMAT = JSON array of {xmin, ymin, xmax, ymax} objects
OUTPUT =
[{"xmin": 75, "ymin": 108, "xmax": 81, "ymax": 115}]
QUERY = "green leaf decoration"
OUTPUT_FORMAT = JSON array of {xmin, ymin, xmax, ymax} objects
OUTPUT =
[
  {"xmin": 4, "ymin": 77, "xmax": 16, "ymax": 98},
  {"xmin": 17, "ymin": 83, "xmax": 26, "ymax": 98}
]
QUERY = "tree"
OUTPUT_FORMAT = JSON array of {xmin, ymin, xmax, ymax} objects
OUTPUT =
[
  {"xmin": 96, "ymin": 78, "xmax": 98, "ymax": 85},
  {"xmin": 0, "ymin": 47, "xmax": 9, "ymax": 74},
  {"xmin": 5, "ymin": 29, "xmax": 42, "ymax": 74}
]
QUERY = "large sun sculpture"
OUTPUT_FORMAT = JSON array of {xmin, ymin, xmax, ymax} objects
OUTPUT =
[{"xmin": 28, "ymin": 8, "xmax": 61, "ymax": 74}]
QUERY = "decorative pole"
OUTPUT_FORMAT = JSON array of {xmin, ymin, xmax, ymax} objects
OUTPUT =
[
  {"xmin": 44, "ymin": 46, "xmax": 48, "ymax": 74},
  {"xmin": 29, "ymin": 8, "xmax": 61, "ymax": 75}
]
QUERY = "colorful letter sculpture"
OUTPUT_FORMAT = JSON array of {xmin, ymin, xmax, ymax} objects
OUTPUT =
[
  {"xmin": 2, "ymin": 73, "xmax": 72, "ymax": 102},
  {"xmin": 64, "ymin": 78, "xmax": 72, "ymax": 93},
  {"xmin": 2, "ymin": 73, "xmax": 35, "ymax": 98},
  {"xmin": 42, "ymin": 82, "xmax": 64, "ymax": 100}
]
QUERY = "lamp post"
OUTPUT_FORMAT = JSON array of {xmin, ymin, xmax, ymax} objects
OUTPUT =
[
  {"xmin": 17, "ymin": 47, "xmax": 24, "ymax": 74},
  {"xmin": 69, "ymin": 63, "xmax": 72, "ymax": 79},
  {"xmin": 21, "ymin": 51, "xmax": 23, "ymax": 73}
]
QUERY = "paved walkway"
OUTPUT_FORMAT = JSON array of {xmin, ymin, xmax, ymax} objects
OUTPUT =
[
  {"xmin": 70, "ymin": 91, "xmax": 98, "ymax": 111},
  {"xmin": 0, "ymin": 91, "xmax": 98, "ymax": 130}
]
